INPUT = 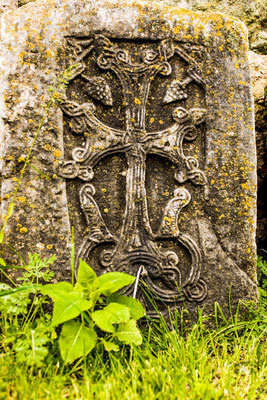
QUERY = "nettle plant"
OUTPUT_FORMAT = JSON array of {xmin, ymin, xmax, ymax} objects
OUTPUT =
[
  {"xmin": 41, "ymin": 259, "xmax": 145, "ymax": 363},
  {"xmin": 0, "ymin": 255, "xmax": 145, "ymax": 365}
]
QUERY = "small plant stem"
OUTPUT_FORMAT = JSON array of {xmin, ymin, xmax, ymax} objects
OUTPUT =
[
  {"xmin": 0, "ymin": 267, "xmax": 17, "ymax": 287},
  {"xmin": 3, "ymin": 241, "xmax": 26, "ymax": 266},
  {"xmin": 23, "ymin": 294, "xmax": 44, "ymax": 329},
  {"xmin": 28, "ymin": 162, "xmax": 52, "ymax": 180},
  {"xmin": 22, "ymin": 293, "xmax": 38, "ymax": 329}
]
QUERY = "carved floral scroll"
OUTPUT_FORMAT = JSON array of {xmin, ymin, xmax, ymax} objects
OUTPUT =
[{"xmin": 59, "ymin": 35, "xmax": 208, "ymax": 314}]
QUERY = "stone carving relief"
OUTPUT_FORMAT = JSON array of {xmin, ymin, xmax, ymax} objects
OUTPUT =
[{"xmin": 59, "ymin": 35, "xmax": 208, "ymax": 314}]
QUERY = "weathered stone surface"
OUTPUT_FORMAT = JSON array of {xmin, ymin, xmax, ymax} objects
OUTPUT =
[
  {"xmin": 160, "ymin": 0, "xmax": 267, "ymax": 252},
  {"xmin": 16, "ymin": 0, "xmax": 267, "ymax": 251},
  {"xmin": 0, "ymin": 0, "xmax": 18, "ymax": 14},
  {"xmin": 248, "ymin": 50, "xmax": 267, "ymax": 252},
  {"xmin": 0, "ymin": 0, "xmax": 258, "ymax": 318},
  {"xmin": 157, "ymin": 0, "xmax": 267, "ymax": 54}
]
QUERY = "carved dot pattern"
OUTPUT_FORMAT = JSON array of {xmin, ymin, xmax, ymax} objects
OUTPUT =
[
  {"xmin": 163, "ymin": 80, "xmax": 188, "ymax": 104},
  {"xmin": 85, "ymin": 77, "xmax": 113, "ymax": 106}
]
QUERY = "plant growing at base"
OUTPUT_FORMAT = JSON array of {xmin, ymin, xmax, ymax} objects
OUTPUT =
[{"xmin": 0, "ymin": 256, "xmax": 145, "ymax": 366}]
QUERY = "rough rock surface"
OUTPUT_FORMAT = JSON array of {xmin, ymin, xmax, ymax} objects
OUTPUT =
[
  {"xmin": 0, "ymin": 0, "xmax": 18, "ymax": 14},
  {"xmin": 248, "ymin": 50, "xmax": 267, "ymax": 252},
  {"xmin": 0, "ymin": 0, "xmax": 258, "ymax": 318},
  {"xmin": 14, "ymin": 0, "xmax": 267, "ymax": 253},
  {"xmin": 155, "ymin": 0, "xmax": 267, "ymax": 54}
]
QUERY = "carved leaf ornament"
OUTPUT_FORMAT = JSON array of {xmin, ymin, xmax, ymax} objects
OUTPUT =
[{"xmin": 59, "ymin": 35, "xmax": 208, "ymax": 315}]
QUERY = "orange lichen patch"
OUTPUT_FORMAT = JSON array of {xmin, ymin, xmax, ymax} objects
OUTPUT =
[
  {"xmin": 18, "ymin": 196, "xmax": 26, "ymax": 203},
  {"xmin": 53, "ymin": 149, "xmax": 62, "ymax": 158},
  {"xmin": 19, "ymin": 227, "xmax": 28, "ymax": 233},
  {"xmin": 43, "ymin": 144, "xmax": 52, "ymax": 151}
]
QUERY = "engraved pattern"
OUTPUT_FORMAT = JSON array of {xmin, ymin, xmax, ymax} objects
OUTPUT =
[
  {"xmin": 59, "ymin": 35, "xmax": 208, "ymax": 312},
  {"xmin": 82, "ymin": 76, "xmax": 113, "ymax": 106},
  {"xmin": 163, "ymin": 80, "xmax": 188, "ymax": 104}
]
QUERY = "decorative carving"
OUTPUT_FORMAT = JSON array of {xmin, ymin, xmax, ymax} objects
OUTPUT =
[
  {"xmin": 82, "ymin": 75, "xmax": 113, "ymax": 106},
  {"xmin": 163, "ymin": 80, "xmax": 188, "ymax": 104},
  {"xmin": 59, "ymin": 35, "xmax": 208, "ymax": 313}
]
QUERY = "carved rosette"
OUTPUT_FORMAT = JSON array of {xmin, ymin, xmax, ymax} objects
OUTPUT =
[{"xmin": 58, "ymin": 35, "xmax": 208, "ymax": 315}]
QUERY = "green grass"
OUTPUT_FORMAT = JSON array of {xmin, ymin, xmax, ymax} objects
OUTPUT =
[
  {"xmin": 0, "ymin": 303, "xmax": 266, "ymax": 400},
  {"xmin": 0, "ymin": 255, "xmax": 266, "ymax": 399}
]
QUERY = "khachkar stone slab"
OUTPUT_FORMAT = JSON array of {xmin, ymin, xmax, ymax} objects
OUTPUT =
[{"xmin": 0, "ymin": 0, "xmax": 258, "ymax": 318}]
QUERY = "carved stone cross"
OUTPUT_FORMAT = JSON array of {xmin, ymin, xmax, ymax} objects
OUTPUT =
[
  {"xmin": 59, "ymin": 35, "xmax": 208, "ymax": 309},
  {"xmin": 0, "ymin": 0, "xmax": 258, "ymax": 319}
]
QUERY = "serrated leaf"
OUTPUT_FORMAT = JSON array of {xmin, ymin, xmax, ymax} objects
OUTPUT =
[
  {"xmin": 59, "ymin": 320, "xmax": 97, "ymax": 363},
  {"xmin": 116, "ymin": 319, "xmax": 143, "ymax": 345},
  {"xmin": 92, "ymin": 303, "xmax": 130, "ymax": 333},
  {"xmin": 40, "ymin": 284, "xmax": 92, "ymax": 327},
  {"xmin": 77, "ymin": 259, "xmax": 97, "ymax": 294},
  {"xmin": 102, "ymin": 339, "xmax": 119, "ymax": 352},
  {"xmin": 74, "ymin": 282, "xmax": 84, "ymax": 293},
  {"xmin": 107, "ymin": 294, "xmax": 145, "ymax": 320},
  {"xmin": 52, "ymin": 293, "xmax": 92, "ymax": 326},
  {"xmin": 40, "ymin": 282, "xmax": 73, "ymax": 298},
  {"xmin": 97, "ymin": 272, "xmax": 135, "ymax": 296}
]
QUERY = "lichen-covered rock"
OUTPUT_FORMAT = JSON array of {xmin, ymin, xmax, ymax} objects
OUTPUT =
[
  {"xmin": 0, "ymin": 0, "xmax": 18, "ymax": 14},
  {"xmin": 0, "ymin": 0, "xmax": 258, "ymax": 318},
  {"xmin": 152, "ymin": 1, "xmax": 267, "ymax": 251},
  {"xmin": 156, "ymin": 0, "xmax": 267, "ymax": 54},
  {"xmin": 248, "ymin": 50, "xmax": 267, "ymax": 251}
]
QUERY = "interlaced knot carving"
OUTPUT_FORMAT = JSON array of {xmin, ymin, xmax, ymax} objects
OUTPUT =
[{"xmin": 59, "ymin": 35, "xmax": 208, "ymax": 311}]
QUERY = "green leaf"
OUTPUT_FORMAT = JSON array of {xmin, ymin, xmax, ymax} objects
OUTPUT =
[
  {"xmin": 77, "ymin": 259, "xmax": 97, "ymax": 294},
  {"xmin": 97, "ymin": 272, "xmax": 135, "ymax": 296},
  {"xmin": 92, "ymin": 303, "xmax": 130, "ymax": 333},
  {"xmin": 0, "ymin": 285, "xmax": 40, "ymax": 297},
  {"xmin": 52, "ymin": 293, "xmax": 92, "ymax": 326},
  {"xmin": 0, "ymin": 230, "xmax": 4, "ymax": 244},
  {"xmin": 7, "ymin": 203, "xmax": 14, "ymax": 219},
  {"xmin": 59, "ymin": 320, "xmax": 97, "ymax": 363},
  {"xmin": 40, "ymin": 282, "xmax": 73, "ymax": 298},
  {"xmin": 101, "ymin": 339, "xmax": 119, "ymax": 352},
  {"xmin": 41, "ymin": 284, "xmax": 92, "ymax": 327},
  {"xmin": 0, "ymin": 257, "xmax": 6, "ymax": 267},
  {"xmin": 116, "ymin": 319, "xmax": 143, "ymax": 345},
  {"xmin": 107, "ymin": 293, "xmax": 145, "ymax": 320},
  {"xmin": 74, "ymin": 282, "xmax": 84, "ymax": 293}
]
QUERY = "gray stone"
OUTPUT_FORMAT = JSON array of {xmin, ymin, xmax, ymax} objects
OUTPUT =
[
  {"xmin": 248, "ymin": 50, "xmax": 267, "ymax": 251},
  {"xmin": 0, "ymin": 0, "xmax": 258, "ymax": 318}
]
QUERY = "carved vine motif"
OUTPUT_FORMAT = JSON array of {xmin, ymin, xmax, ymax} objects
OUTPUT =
[{"xmin": 59, "ymin": 35, "xmax": 208, "ymax": 311}]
